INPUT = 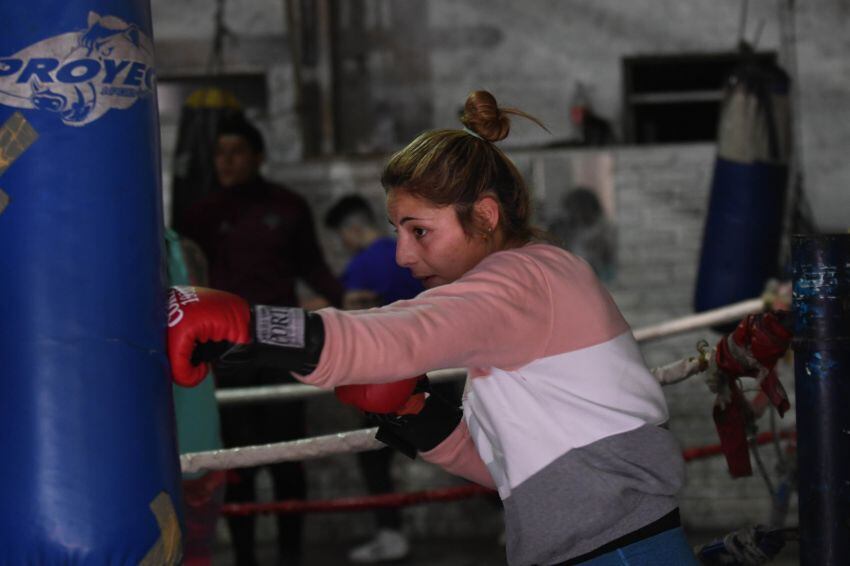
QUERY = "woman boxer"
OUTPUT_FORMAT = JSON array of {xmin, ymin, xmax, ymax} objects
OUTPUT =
[{"xmin": 168, "ymin": 90, "xmax": 697, "ymax": 566}]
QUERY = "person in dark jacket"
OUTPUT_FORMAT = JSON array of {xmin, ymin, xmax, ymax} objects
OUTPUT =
[{"xmin": 179, "ymin": 117, "xmax": 343, "ymax": 566}]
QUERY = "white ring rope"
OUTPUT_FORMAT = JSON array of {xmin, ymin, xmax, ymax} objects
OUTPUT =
[
  {"xmin": 215, "ymin": 297, "xmax": 764, "ymax": 406},
  {"xmin": 216, "ymin": 366, "xmax": 466, "ymax": 406},
  {"xmin": 651, "ymin": 347, "xmax": 713, "ymax": 385},
  {"xmin": 182, "ymin": 349, "xmax": 714, "ymax": 474},
  {"xmin": 632, "ymin": 297, "xmax": 764, "ymax": 342},
  {"xmin": 181, "ymin": 428, "xmax": 383, "ymax": 475}
]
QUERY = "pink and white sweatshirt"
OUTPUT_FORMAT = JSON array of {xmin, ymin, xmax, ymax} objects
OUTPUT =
[{"xmin": 303, "ymin": 243, "xmax": 684, "ymax": 565}]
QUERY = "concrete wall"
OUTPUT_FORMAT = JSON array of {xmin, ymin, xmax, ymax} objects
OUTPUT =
[
  {"xmin": 794, "ymin": 0, "xmax": 850, "ymax": 230},
  {"xmin": 152, "ymin": 0, "xmax": 850, "ymax": 230}
]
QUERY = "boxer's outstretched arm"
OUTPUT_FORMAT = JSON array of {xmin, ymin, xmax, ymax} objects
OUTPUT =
[{"xmin": 306, "ymin": 253, "xmax": 555, "ymax": 389}]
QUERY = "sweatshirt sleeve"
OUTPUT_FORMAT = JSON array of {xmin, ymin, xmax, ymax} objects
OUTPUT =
[
  {"xmin": 301, "ymin": 252, "xmax": 554, "ymax": 388},
  {"xmin": 421, "ymin": 420, "xmax": 496, "ymax": 489}
]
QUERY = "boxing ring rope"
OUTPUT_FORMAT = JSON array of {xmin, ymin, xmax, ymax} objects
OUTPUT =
[
  {"xmin": 181, "ymin": 427, "xmax": 382, "ymax": 474},
  {"xmin": 215, "ymin": 296, "xmax": 766, "ymax": 407},
  {"xmin": 215, "ymin": 367, "xmax": 503, "ymax": 406},
  {"xmin": 213, "ymin": 429, "xmax": 797, "ymax": 517},
  {"xmin": 681, "ymin": 429, "xmax": 795, "ymax": 463},
  {"xmin": 220, "ymin": 484, "xmax": 496, "ymax": 516},
  {"xmin": 631, "ymin": 297, "xmax": 764, "ymax": 342},
  {"xmin": 182, "ymin": 349, "xmax": 716, "ymax": 474}
]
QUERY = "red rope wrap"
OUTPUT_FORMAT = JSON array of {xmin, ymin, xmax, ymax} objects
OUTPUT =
[
  {"xmin": 711, "ymin": 312, "xmax": 793, "ymax": 477},
  {"xmin": 682, "ymin": 430, "xmax": 796, "ymax": 462}
]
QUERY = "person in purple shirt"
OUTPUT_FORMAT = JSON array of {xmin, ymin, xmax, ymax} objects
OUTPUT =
[
  {"xmin": 326, "ymin": 195, "xmax": 424, "ymax": 310},
  {"xmin": 325, "ymin": 194, "xmax": 427, "ymax": 563}
]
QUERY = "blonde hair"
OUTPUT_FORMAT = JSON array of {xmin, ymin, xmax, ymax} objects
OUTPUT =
[{"xmin": 381, "ymin": 90, "xmax": 547, "ymax": 245}]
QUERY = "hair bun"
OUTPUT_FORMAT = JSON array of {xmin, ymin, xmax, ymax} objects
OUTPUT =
[{"xmin": 461, "ymin": 90, "xmax": 511, "ymax": 142}]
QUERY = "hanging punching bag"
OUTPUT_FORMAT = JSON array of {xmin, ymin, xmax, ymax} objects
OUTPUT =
[
  {"xmin": 0, "ymin": 4, "xmax": 182, "ymax": 564},
  {"xmin": 694, "ymin": 54, "xmax": 792, "ymax": 321},
  {"xmin": 170, "ymin": 87, "xmax": 242, "ymax": 232}
]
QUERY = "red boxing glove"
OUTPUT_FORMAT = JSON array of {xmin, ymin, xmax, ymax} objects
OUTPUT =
[
  {"xmin": 167, "ymin": 286, "xmax": 251, "ymax": 387},
  {"xmin": 335, "ymin": 376, "xmax": 426, "ymax": 415}
]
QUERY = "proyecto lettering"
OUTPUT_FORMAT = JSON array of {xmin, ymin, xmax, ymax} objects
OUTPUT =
[{"xmin": 1, "ymin": 57, "xmax": 152, "ymax": 87}]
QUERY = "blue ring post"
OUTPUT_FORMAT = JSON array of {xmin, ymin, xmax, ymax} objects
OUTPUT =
[
  {"xmin": 0, "ymin": 3, "xmax": 182, "ymax": 563},
  {"xmin": 791, "ymin": 234, "xmax": 850, "ymax": 566}
]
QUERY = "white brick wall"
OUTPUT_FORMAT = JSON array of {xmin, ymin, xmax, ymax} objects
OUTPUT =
[{"xmin": 602, "ymin": 144, "xmax": 797, "ymax": 530}]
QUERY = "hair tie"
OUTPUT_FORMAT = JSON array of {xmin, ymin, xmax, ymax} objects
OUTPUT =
[{"xmin": 462, "ymin": 127, "xmax": 485, "ymax": 141}]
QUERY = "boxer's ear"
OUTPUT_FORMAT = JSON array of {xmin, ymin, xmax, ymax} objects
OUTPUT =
[{"xmin": 472, "ymin": 195, "xmax": 500, "ymax": 237}]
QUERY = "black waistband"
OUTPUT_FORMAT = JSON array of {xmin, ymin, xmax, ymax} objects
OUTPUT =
[{"xmin": 556, "ymin": 508, "xmax": 681, "ymax": 565}]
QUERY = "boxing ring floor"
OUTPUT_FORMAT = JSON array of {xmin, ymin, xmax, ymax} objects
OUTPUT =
[{"xmin": 210, "ymin": 531, "xmax": 800, "ymax": 565}]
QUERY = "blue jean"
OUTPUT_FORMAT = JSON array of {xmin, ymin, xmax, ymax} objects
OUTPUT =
[{"xmin": 577, "ymin": 527, "xmax": 698, "ymax": 565}]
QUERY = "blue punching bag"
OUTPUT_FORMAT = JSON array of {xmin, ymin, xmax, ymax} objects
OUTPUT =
[
  {"xmin": 0, "ymin": 4, "xmax": 182, "ymax": 564},
  {"xmin": 694, "ymin": 56, "xmax": 791, "ymax": 317}
]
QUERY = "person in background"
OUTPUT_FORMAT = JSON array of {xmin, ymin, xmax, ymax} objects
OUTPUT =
[
  {"xmin": 164, "ymin": 228, "xmax": 226, "ymax": 566},
  {"xmin": 179, "ymin": 117, "xmax": 344, "ymax": 566},
  {"xmin": 324, "ymin": 194, "xmax": 423, "ymax": 310},
  {"xmin": 548, "ymin": 187, "xmax": 617, "ymax": 283},
  {"xmin": 324, "ymin": 194, "xmax": 424, "ymax": 563}
]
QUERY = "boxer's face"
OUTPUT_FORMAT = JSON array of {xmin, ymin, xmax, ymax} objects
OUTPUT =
[
  {"xmin": 387, "ymin": 189, "xmax": 492, "ymax": 289},
  {"xmin": 215, "ymin": 135, "xmax": 263, "ymax": 188}
]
